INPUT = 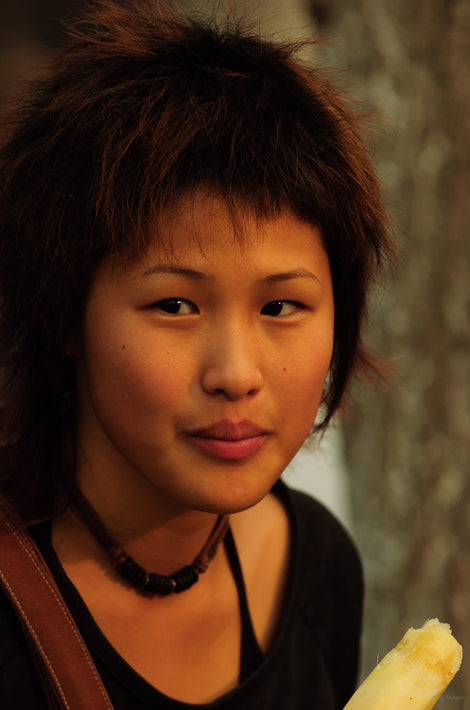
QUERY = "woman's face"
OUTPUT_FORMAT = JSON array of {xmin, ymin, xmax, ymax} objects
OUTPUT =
[{"xmin": 73, "ymin": 194, "xmax": 334, "ymax": 516}]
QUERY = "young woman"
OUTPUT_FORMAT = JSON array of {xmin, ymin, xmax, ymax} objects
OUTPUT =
[{"xmin": 0, "ymin": 1, "xmax": 394, "ymax": 708}]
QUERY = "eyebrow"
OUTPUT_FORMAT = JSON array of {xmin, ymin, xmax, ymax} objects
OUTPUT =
[
  {"xmin": 140, "ymin": 265, "xmax": 319, "ymax": 283},
  {"xmin": 141, "ymin": 265, "xmax": 206, "ymax": 280},
  {"xmin": 263, "ymin": 269, "xmax": 319, "ymax": 284}
]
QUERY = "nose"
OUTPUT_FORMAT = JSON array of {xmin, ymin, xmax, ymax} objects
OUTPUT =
[{"xmin": 201, "ymin": 321, "xmax": 264, "ymax": 400}]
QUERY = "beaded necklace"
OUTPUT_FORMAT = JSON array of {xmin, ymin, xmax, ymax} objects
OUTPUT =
[{"xmin": 72, "ymin": 488, "xmax": 230, "ymax": 596}]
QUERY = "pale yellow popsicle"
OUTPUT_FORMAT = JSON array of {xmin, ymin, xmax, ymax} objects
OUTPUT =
[{"xmin": 344, "ymin": 619, "xmax": 462, "ymax": 710}]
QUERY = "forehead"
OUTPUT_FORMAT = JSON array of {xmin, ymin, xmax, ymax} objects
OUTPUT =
[
  {"xmin": 87, "ymin": 192, "xmax": 332, "ymax": 306},
  {"xmin": 115, "ymin": 191, "xmax": 326, "ymax": 273}
]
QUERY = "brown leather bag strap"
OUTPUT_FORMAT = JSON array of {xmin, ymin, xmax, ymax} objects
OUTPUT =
[{"xmin": 0, "ymin": 497, "xmax": 114, "ymax": 709}]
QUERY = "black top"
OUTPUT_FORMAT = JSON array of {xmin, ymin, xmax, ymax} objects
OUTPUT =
[
  {"xmin": 0, "ymin": 481, "xmax": 363, "ymax": 709},
  {"xmin": 222, "ymin": 526, "xmax": 265, "ymax": 679}
]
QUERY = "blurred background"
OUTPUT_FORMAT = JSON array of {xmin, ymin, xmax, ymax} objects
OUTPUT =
[{"xmin": 1, "ymin": 0, "xmax": 469, "ymax": 706}]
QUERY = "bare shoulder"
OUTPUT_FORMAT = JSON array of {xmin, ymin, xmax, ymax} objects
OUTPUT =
[{"xmin": 230, "ymin": 488, "xmax": 292, "ymax": 652}]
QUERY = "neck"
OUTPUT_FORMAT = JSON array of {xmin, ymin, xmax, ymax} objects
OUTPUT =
[
  {"xmin": 71, "ymin": 473, "xmax": 220, "ymax": 576},
  {"xmin": 52, "ymin": 504, "xmax": 231, "ymax": 603}
]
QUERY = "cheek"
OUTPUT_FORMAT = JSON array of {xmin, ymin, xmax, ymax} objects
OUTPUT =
[
  {"xmin": 278, "ymin": 338, "xmax": 333, "ymax": 421},
  {"xmin": 88, "ymin": 346, "xmax": 183, "ymax": 413},
  {"xmin": 283, "ymin": 331, "xmax": 332, "ymax": 384},
  {"xmin": 280, "ymin": 365, "xmax": 326, "ymax": 415},
  {"xmin": 84, "ymin": 324, "xmax": 201, "ymax": 426},
  {"xmin": 272, "ymin": 362, "xmax": 330, "ymax": 466}
]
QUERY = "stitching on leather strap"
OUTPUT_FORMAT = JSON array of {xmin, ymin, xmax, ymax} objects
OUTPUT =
[
  {"xmin": 0, "ymin": 510, "xmax": 114, "ymax": 709},
  {"xmin": 0, "ymin": 568, "xmax": 71, "ymax": 709},
  {"xmin": 10, "ymin": 522, "xmax": 113, "ymax": 705}
]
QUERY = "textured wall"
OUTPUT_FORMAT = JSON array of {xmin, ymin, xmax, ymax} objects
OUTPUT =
[{"xmin": 318, "ymin": 2, "xmax": 470, "ymax": 706}]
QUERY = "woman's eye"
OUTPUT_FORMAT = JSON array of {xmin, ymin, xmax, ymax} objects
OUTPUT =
[
  {"xmin": 154, "ymin": 298, "xmax": 198, "ymax": 315},
  {"xmin": 261, "ymin": 300, "xmax": 303, "ymax": 316}
]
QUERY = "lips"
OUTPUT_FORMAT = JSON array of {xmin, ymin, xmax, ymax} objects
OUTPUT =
[{"xmin": 187, "ymin": 419, "xmax": 269, "ymax": 460}]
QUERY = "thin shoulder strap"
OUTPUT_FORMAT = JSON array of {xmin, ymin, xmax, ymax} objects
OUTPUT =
[
  {"xmin": 224, "ymin": 527, "xmax": 264, "ymax": 679},
  {"xmin": 0, "ymin": 496, "xmax": 114, "ymax": 710}
]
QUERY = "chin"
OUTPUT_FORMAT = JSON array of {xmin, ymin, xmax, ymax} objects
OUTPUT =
[{"xmin": 194, "ymin": 473, "xmax": 279, "ymax": 516}]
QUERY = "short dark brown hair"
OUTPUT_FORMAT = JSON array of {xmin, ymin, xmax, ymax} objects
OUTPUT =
[{"xmin": 0, "ymin": 0, "xmax": 394, "ymax": 520}]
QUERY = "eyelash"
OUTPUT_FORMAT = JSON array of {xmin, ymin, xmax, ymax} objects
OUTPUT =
[
  {"xmin": 154, "ymin": 299, "xmax": 304, "ymax": 317},
  {"xmin": 154, "ymin": 298, "xmax": 198, "ymax": 315},
  {"xmin": 261, "ymin": 300, "xmax": 304, "ymax": 316}
]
